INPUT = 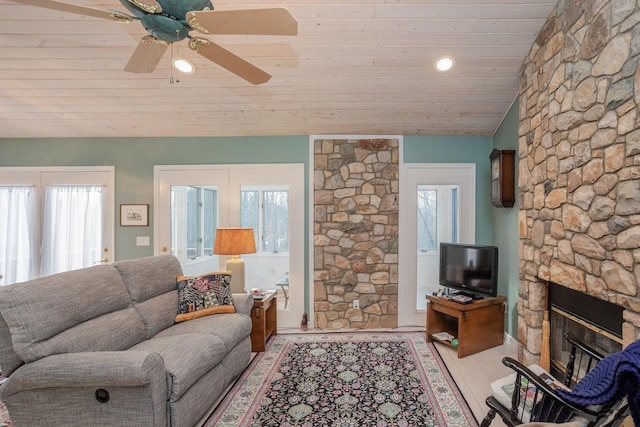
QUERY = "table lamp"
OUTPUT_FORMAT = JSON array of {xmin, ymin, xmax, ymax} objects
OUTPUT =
[{"xmin": 213, "ymin": 227, "xmax": 256, "ymax": 294}]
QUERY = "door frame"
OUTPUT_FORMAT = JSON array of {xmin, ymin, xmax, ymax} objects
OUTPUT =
[
  {"xmin": 154, "ymin": 164, "xmax": 305, "ymax": 329},
  {"xmin": 0, "ymin": 166, "xmax": 115, "ymax": 271},
  {"xmin": 398, "ymin": 163, "xmax": 476, "ymax": 327}
]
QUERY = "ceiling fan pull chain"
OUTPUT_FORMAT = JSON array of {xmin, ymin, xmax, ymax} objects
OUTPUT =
[
  {"xmin": 169, "ymin": 42, "xmax": 175, "ymax": 84},
  {"xmin": 174, "ymin": 31, "xmax": 181, "ymax": 83}
]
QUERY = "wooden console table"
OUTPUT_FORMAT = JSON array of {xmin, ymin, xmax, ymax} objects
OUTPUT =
[
  {"xmin": 426, "ymin": 295, "xmax": 506, "ymax": 358},
  {"xmin": 250, "ymin": 292, "xmax": 278, "ymax": 352}
]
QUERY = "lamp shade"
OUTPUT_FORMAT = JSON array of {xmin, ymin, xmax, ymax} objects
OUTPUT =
[{"xmin": 213, "ymin": 228, "xmax": 256, "ymax": 255}]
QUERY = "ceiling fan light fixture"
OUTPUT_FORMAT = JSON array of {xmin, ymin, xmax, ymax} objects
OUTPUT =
[
  {"xmin": 434, "ymin": 56, "xmax": 455, "ymax": 72},
  {"xmin": 173, "ymin": 58, "xmax": 195, "ymax": 74}
]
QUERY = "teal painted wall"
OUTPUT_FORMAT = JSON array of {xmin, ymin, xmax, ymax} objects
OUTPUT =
[
  {"xmin": 492, "ymin": 100, "xmax": 520, "ymax": 337},
  {"xmin": 404, "ymin": 135, "xmax": 494, "ymax": 244},
  {"xmin": 0, "ymin": 136, "xmax": 308, "ymax": 260},
  {"xmin": 0, "ymin": 136, "xmax": 311, "ymax": 310},
  {"xmin": 2, "ymin": 134, "xmax": 512, "ymax": 333}
]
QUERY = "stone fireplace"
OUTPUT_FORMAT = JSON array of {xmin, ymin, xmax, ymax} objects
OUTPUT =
[{"xmin": 518, "ymin": 0, "xmax": 640, "ymax": 365}]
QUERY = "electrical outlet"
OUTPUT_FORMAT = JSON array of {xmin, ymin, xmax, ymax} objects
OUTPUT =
[{"xmin": 353, "ymin": 299, "xmax": 360, "ymax": 309}]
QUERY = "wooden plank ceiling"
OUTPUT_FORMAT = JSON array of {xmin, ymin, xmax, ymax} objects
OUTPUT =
[{"xmin": 0, "ymin": 0, "xmax": 557, "ymax": 138}]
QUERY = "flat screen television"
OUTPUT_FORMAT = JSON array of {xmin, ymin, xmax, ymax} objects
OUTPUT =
[{"xmin": 439, "ymin": 242, "xmax": 498, "ymax": 298}]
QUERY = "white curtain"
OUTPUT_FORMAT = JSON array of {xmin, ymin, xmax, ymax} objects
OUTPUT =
[
  {"xmin": 41, "ymin": 186, "xmax": 104, "ymax": 276},
  {"xmin": 0, "ymin": 187, "xmax": 35, "ymax": 285}
]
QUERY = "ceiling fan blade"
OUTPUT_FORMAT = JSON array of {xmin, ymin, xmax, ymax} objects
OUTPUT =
[
  {"xmin": 7, "ymin": 0, "xmax": 131, "ymax": 22},
  {"xmin": 124, "ymin": 36, "xmax": 169, "ymax": 73},
  {"xmin": 187, "ymin": 8, "xmax": 297, "ymax": 36},
  {"xmin": 189, "ymin": 38, "xmax": 271, "ymax": 85}
]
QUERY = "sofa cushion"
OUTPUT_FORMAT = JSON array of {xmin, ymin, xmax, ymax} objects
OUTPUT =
[
  {"xmin": 113, "ymin": 255, "xmax": 183, "ymax": 336},
  {"xmin": 134, "ymin": 292, "xmax": 179, "ymax": 338},
  {"xmin": 175, "ymin": 272, "xmax": 235, "ymax": 323},
  {"xmin": 168, "ymin": 364, "xmax": 226, "ymax": 427},
  {"xmin": 156, "ymin": 313, "xmax": 252, "ymax": 351},
  {"xmin": 127, "ymin": 334, "xmax": 226, "ymax": 401},
  {"xmin": 0, "ymin": 265, "xmax": 146, "ymax": 363},
  {"xmin": 32, "ymin": 308, "xmax": 148, "ymax": 362},
  {"xmin": 114, "ymin": 255, "xmax": 183, "ymax": 303}
]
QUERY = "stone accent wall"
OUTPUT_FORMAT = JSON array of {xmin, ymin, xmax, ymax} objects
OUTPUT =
[
  {"xmin": 314, "ymin": 138, "xmax": 399, "ymax": 329},
  {"xmin": 518, "ymin": 0, "xmax": 640, "ymax": 364}
]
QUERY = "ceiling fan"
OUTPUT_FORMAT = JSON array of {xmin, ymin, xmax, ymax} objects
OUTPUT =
[{"xmin": 10, "ymin": 0, "xmax": 298, "ymax": 84}]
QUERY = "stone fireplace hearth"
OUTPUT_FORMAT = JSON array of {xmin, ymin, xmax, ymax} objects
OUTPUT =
[{"xmin": 517, "ymin": 0, "xmax": 640, "ymax": 365}]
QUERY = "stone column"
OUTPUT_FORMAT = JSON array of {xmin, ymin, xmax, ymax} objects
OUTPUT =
[{"xmin": 314, "ymin": 138, "xmax": 399, "ymax": 329}]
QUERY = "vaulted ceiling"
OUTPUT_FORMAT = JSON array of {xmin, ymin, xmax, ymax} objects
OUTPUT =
[{"xmin": 0, "ymin": 0, "xmax": 557, "ymax": 139}]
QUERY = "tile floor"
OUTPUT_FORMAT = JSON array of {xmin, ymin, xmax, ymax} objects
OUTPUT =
[{"xmin": 435, "ymin": 336, "xmax": 519, "ymax": 426}]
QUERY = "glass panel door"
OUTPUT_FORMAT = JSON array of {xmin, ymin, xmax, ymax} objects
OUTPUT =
[
  {"xmin": 416, "ymin": 185, "xmax": 459, "ymax": 311},
  {"xmin": 241, "ymin": 185, "xmax": 290, "ymax": 310},
  {"xmin": 0, "ymin": 168, "xmax": 114, "ymax": 285},
  {"xmin": 398, "ymin": 164, "xmax": 475, "ymax": 327},
  {"xmin": 155, "ymin": 164, "xmax": 304, "ymax": 329},
  {"xmin": 155, "ymin": 167, "xmax": 229, "ymax": 277},
  {"xmin": 229, "ymin": 165, "xmax": 304, "ymax": 329},
  {"xmin": 170, "ymin": 185, "xmax": 220, "ymax": 275},
  {"xmin": 41, "ymin": 185, "xmax": 104, "ymax": 276}
]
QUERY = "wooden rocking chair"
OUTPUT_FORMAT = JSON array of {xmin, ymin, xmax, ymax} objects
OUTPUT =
[{"xmin": 481, "ymin": 333, "xmax": 630, "ymax": 427}]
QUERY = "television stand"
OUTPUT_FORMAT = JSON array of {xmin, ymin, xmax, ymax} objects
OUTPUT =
[{"xmin": 426, "ymin": 295, "xmax": 506, "ymax": 358}]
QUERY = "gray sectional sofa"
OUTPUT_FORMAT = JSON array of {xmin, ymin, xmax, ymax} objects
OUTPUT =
[{"xmin": 0, "ymin": 255, "xmax": 253, "ymax": 427}]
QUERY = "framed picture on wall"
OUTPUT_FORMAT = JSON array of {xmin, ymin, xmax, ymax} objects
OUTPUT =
[{"xmin": 120, "ymin": 204, "xmax": 149, "ymax": 227}]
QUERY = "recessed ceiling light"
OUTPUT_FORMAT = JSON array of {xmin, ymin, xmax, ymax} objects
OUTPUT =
[
  {"xmin": 434, "ymin": 56, "xmax": 455, "ymax": 72},
  {"xmin": 173, "ymin": 58, "xmax": 195, "ymax": 74}
]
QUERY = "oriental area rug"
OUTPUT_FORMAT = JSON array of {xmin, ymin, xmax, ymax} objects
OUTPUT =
[{"xmin": 207, "ymin": 332, "xmax": 478, "ymax": 426}]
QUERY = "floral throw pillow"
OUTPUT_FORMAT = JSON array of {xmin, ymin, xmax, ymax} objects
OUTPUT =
[{"xmin": 175, "ymin": 271, "xmax": 235, "ymax": 322}]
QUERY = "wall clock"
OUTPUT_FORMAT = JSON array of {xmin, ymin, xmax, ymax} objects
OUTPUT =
[{"xmin": 490, "ymin": 149, "xmax": 515, "ymax": 208}]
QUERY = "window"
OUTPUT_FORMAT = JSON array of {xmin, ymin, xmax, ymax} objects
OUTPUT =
[
  {"xmin": 0, "ymin": 186, "xmax": 36, "ymax": 284},
  {"xmin": 240, "ymin": 186, "xmax": 288, "ymax": 253},
  {"xmin": 416, "ymin": 185, "xmax": 460, "ymax": 254},
  {"xmin": 415, "ymin": 184, "xmax": 460, "ymax": 311},
  {"xmin": 172, "ymin": 186, "xmax": 217, "ymax": 261},
  {"xmin": 0, "ymin": 167, "xmax": 114, "ymax": 286},
  {"xmin": 417, "ymin": 189, "xmax": 437, "ymax": 252}
]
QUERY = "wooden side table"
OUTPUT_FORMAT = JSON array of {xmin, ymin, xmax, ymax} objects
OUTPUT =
[
  {"xmin": 250, "ymin": 292, "xmax": 278, "ymax": 352},
  {"xmin": 426, "ymin": 295, "xmax": 506, "ymax": 358}
]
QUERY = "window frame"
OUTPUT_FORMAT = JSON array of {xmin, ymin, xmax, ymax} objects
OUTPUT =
[{"xmin": 171, "ymin": 185, "xmax": 218, "ymax": 264}]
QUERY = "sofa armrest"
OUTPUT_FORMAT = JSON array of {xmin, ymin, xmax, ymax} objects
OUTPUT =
[
  {"xmin": 0, "ymin": 351, "xmax": 166, "ymax": 398},
  {"xmin": 232, "ymin": 293, "xmax": 254, "ymax": 316}
]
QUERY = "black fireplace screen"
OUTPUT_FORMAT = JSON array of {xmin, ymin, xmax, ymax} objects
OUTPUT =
[{"xmin": 548, "ymin": 283, "xmax": 623, "ymax": 382}]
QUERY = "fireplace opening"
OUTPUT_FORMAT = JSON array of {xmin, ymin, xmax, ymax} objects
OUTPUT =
[{"xmin": 548, "ymin": 282, "xmax": 623, "ymax": 382}]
